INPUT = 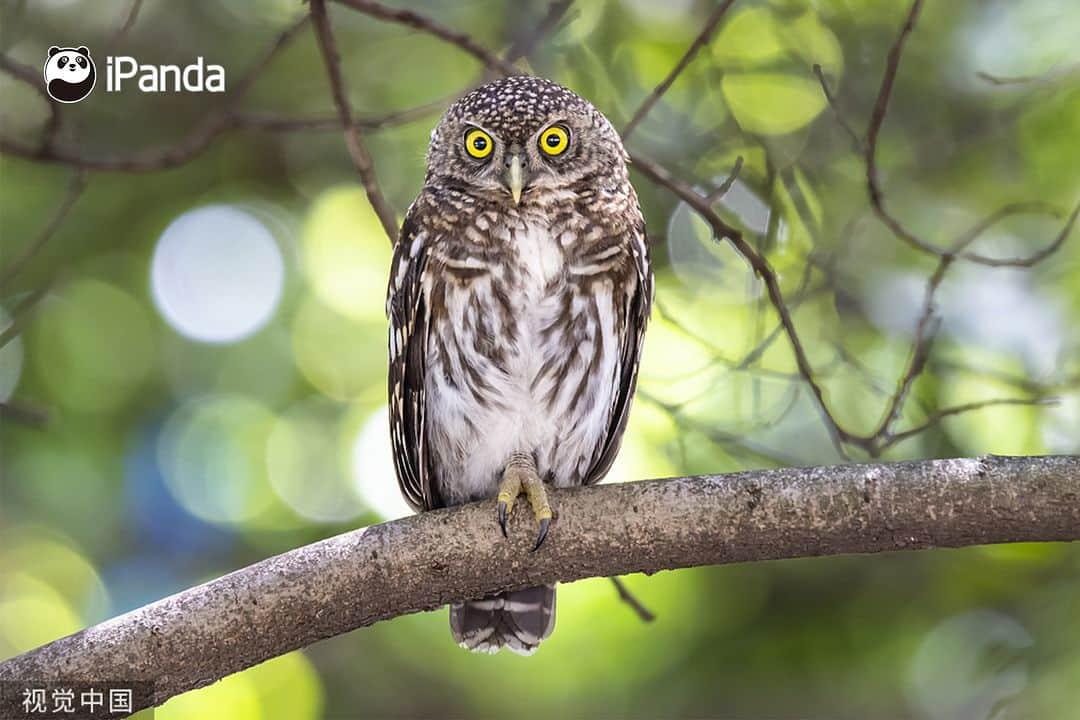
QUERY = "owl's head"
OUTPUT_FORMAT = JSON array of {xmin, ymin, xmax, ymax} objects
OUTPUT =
[{"xmin": 425, "ymin": 76, "xmax": 628, "ymax": 206}]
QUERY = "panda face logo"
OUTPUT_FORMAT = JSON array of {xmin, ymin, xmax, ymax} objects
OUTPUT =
[{"xmin": 43, "ymin": 46, "xmax": 96, "ymax": 103}]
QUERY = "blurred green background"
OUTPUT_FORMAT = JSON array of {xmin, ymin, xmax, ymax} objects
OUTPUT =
[{"xmin": 1, "ymin": 0, "xmax": 1079, "ymax": 718}]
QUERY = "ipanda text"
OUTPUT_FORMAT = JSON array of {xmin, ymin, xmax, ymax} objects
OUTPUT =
[{"xmin": 106, "ymin": 56, "xmax": 225, "ymax": 93}]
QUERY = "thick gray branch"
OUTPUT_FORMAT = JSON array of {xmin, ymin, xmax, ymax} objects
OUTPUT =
[{"xmin": 1, "ymin": 455, "xmax": 1078, "ymax": 714}]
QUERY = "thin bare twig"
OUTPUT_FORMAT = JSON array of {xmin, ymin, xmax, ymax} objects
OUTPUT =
[
  {"xmin": 0, "ymin": 14, "xmax": 311, "ymax": 172},
  {"xmin": 500, "ymin": 0, "xmax": 574, "ymax": 67},
  {"xmin": 734, "ymin": 261, "xmax": 816, "ymax": 372},
  {"xmin": 817, "ymin": 0, "xmax": 1079, "ymax": 269},
  {"xmin": 958, "ymin": 201, "xmax": 1080, "ymax": 267},
  {"xmin": 705, "ymin": 155, "xmax": 744, "ymax": 203},
  {"xmin": 0, "ymin": 54, "xmax": 60, "ymax": 148},
  {"xmin": 622, "ymin": 0, "xmax": 737, "ymax": 139},
  {"xmin": 0, "ymin": 0, "xmax": 564, "ymax": 249},
  {"xmin": 310, "ymin": 0, "xmax": 399, "ymax": 242},
  {"xmin": 331, "ymin": 0, "xmax": 520, "ymax": 77},
  {"xmin": 882, "ymin": 398, "xmax": 1058, "ymax": 450},
  {"xmin": 868, "ymin": 197, "xmax": 1032, "ymax": 441},
  {"xmin": 630, "ymin": 150, "xmax": 855, "ymax": 457},
  {"xmin": 235, "ymin": 96, "xmax": 449, "ymax": 133},
  {"xmin": 0, "ymin": 172, "xmax": 85, "ymax": 290},
  {"xmin": 610, "ymin": 577, "xmax": 655, "ymax": 622},
  {"xmin": 932, "ymin": 358, "xmax": 1080, "ymax": 395},
  {"xmin": 872, "ymin": 262, "xmax": 948, "ymax": 441},
  {"xmin": 976, "ymin": 62, "xmax": 1080, "ymax": 87},
  {"xmin": 831, "ymin": 340, "xmax": 932, "ymax": 414},
  {"xmin": 812, "ymin": 63, "xmax": 863, "ymax": 153},
  {"xmin": 862, "ymin": 204, "xmax": 1063, "ymax": 447},
  {"xmin": 0, "ymin": 282, "xmax": 53, "ymax": 350},
  {"xmin": 630, "ymin": 148, "xmax": 1053, "ymax": 459},
  {"xmin": 0, "ymin": 54, "xmax": 39, "ymax": 89},
  {"xmin": 242, "ymin": 0, "xmax": 567, "ymax": 139},
  {"xmin": 0, "ymin": 400, "xmax": 50, "ymax": 428},
  {"xmin": 640, "ymin": 389, "xmax": 803, "ymax": 467},
  {"xmin": 106, "ymin": 0, "xmax": 144, "ymax": 46},
  {"xmin": 864, "ymin": 0, "xmax": 923, "ymax": 210},
  {"xmin": 0, "ymin": 99, "xmax": 441, "ymax": 173}
]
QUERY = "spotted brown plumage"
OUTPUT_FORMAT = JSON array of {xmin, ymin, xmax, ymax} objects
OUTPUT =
[{"xmin": 386, "ymin": 76, "xmax": 652, "ymax": 655}]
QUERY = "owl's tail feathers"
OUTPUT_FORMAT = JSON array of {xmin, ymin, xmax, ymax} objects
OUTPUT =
[{"xmin": 450, "ymin": 585, "xmax": 556, "ymax": 655}]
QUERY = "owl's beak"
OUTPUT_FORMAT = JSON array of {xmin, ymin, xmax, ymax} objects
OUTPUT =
[{"xmin": 505, "ymin": 153, "xmax": 526, "ymax": 205}]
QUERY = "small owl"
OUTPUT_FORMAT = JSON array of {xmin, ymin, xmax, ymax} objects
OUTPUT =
[{"xmin": 387, "ymin": 75, "xmax": 653, "ymax": 654}]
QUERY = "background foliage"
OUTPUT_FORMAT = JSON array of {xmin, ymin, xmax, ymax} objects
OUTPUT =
[{"xmin": 1, "ymin": 0, "xmax": 1078, "ymax": 718}]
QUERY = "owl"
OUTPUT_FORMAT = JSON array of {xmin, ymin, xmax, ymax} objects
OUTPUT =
[{"xmin": 387, "ymin": 75, "xmax": 653, "ymax": 655}]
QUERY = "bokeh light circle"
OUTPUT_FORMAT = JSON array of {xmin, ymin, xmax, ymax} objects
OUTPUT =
[
  {"xmin": 151, "ymin": 205, "xmax": 284, "ymax": 344},
  {"xmin": 0, "ymin": 527, "xmax": 110, "ymax": 656},
  {"xmin": 157, "ymin": 394, "xmax": 278, "ymax": 526},
  {"xmin": 0, "ymin": 574, "xmax": 83, "ymax": 655},
  {"xmin": 906, "ymin": 610, "xmax": 1032, "ymax": 720},
  {"xmin": 291, "ymin": 295, "xmax": 384, "ymax": 401},
  {"xmin": 302, "ymin": 187, "xmax": 392, "ymax": 322},
  {"xmin": 33, "ymin": 279, "xmax": 154, "ymax": 412},
  {"xmin": 666, "ymin": 197, "xmax": 763, "ymax": 299},
  {"xmin": 267, "ymin": 400, "xmax": 366, "ymax": 523}
]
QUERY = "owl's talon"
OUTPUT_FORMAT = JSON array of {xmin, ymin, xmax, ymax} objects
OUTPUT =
[
  {"xmin": 497, "ymin": 501, "xmax": 509, "ymax": 537},
  {"xmin": 522, "ymin": 473, "xmax": 553, "ymax": 551},
  {"xmin": 496, "ymin": 464, "xmax": 523, "ymax": 539},
  {"xmin": 532, "ymin": 517, "xmax": 550, "ymax": 552},
  {"xmin": 498, "ymin": 453, "xmax": 553, "ymax": 548}
]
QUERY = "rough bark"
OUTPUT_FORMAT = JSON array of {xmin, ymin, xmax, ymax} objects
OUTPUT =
[{"xmin": 1, "ymin": 455, "xmax": 1078, "ymax": 714}]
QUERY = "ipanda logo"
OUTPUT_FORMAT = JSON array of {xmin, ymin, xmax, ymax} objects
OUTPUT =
[
  {"xmin": 44, "ymin": 46, "xmax": 225, "ymax": 103},
  {"xmin": 43, "ymin": 46, "xmax": 95, "ymax": 103}
]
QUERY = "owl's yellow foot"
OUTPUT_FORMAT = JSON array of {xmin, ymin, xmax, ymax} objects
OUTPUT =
[{"xmin": 497, "ymin": 452, "xmax": 553, "ymax": 551}]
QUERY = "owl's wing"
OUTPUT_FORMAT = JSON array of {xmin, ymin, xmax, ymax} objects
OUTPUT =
[
  {"xmin": 582, "ymin": 222, "xmax": 654, "ymax": 486},
  {"xmin": 386, "ymin": 205, "xmax": 441, "ymax": 512}
]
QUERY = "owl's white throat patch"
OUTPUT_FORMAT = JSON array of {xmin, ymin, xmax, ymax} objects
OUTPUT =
[{"xmin": 513, "ymin": 219, "xmax": 565, "ymax": 289}]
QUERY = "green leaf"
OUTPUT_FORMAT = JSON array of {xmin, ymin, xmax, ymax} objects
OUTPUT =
[
  {"xmin": 712, "ymin": 7, "xmax": 789, "ymax": 68},
  {"xmin": 780, "ymin": 10, "xmax": 845, "ymax": 77},
  {"xmin": 721, "ymin": 73, "xmax": 827, "ymax": 135}
]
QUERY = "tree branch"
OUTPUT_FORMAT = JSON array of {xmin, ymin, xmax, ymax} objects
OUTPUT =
[
  {"xmin": 976, "ymin": 62, "xmax": 1080, "ymax": 87},
  {"xmin": 0, "ymin": 54, "xmax": 60, "ymax": 148},
  {"xmin": 815, "ymin": 0, "xmax": 1079, "ymax": 268},
  {"xmin": 498, "ymin": 0, "xmax": 574, "ymax": 72},
  {"xmin": 1, "ymin": 455, "xmax": 1077, "ymax": 715},
  {"xmin": 310, "ymin": 0, "xmax": 399, "ymax": 241},
  {"xmin": 629, "ymin": 150, "xmax": 1057, "ymax": 458},
  {"xmin": 331, "ymin": 0, "xmax": 520, "ymax": 78},
  {"xmin": 629, "ymin": 150, "xmax": 859, "ymax": 456},
  {"xmin": 0, "ymin": 171, "xmax": 84, "ymax": 290},
  {"xmin": 105, "ymin": 0, "xmax": 144, "ymax": 46},
  {"xmin": 0, "ymin": 14, "xmax": 311, "ymax": 172},
  {"xmin": 621, "ymin": 0, "xmax": 737, "ymax": 139},
  {"xmin": 609, "ymin": 577, "xmax": 655, "ymax": 623}
]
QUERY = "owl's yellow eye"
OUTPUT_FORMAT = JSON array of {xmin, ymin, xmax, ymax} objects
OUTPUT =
[
  {"xmin": 464, "ymin": 128, "xmax": 493, "ymax": 159},
  {"xmin": 539, "ymin": 125, "xmax": 570, "ymax": 156}
]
